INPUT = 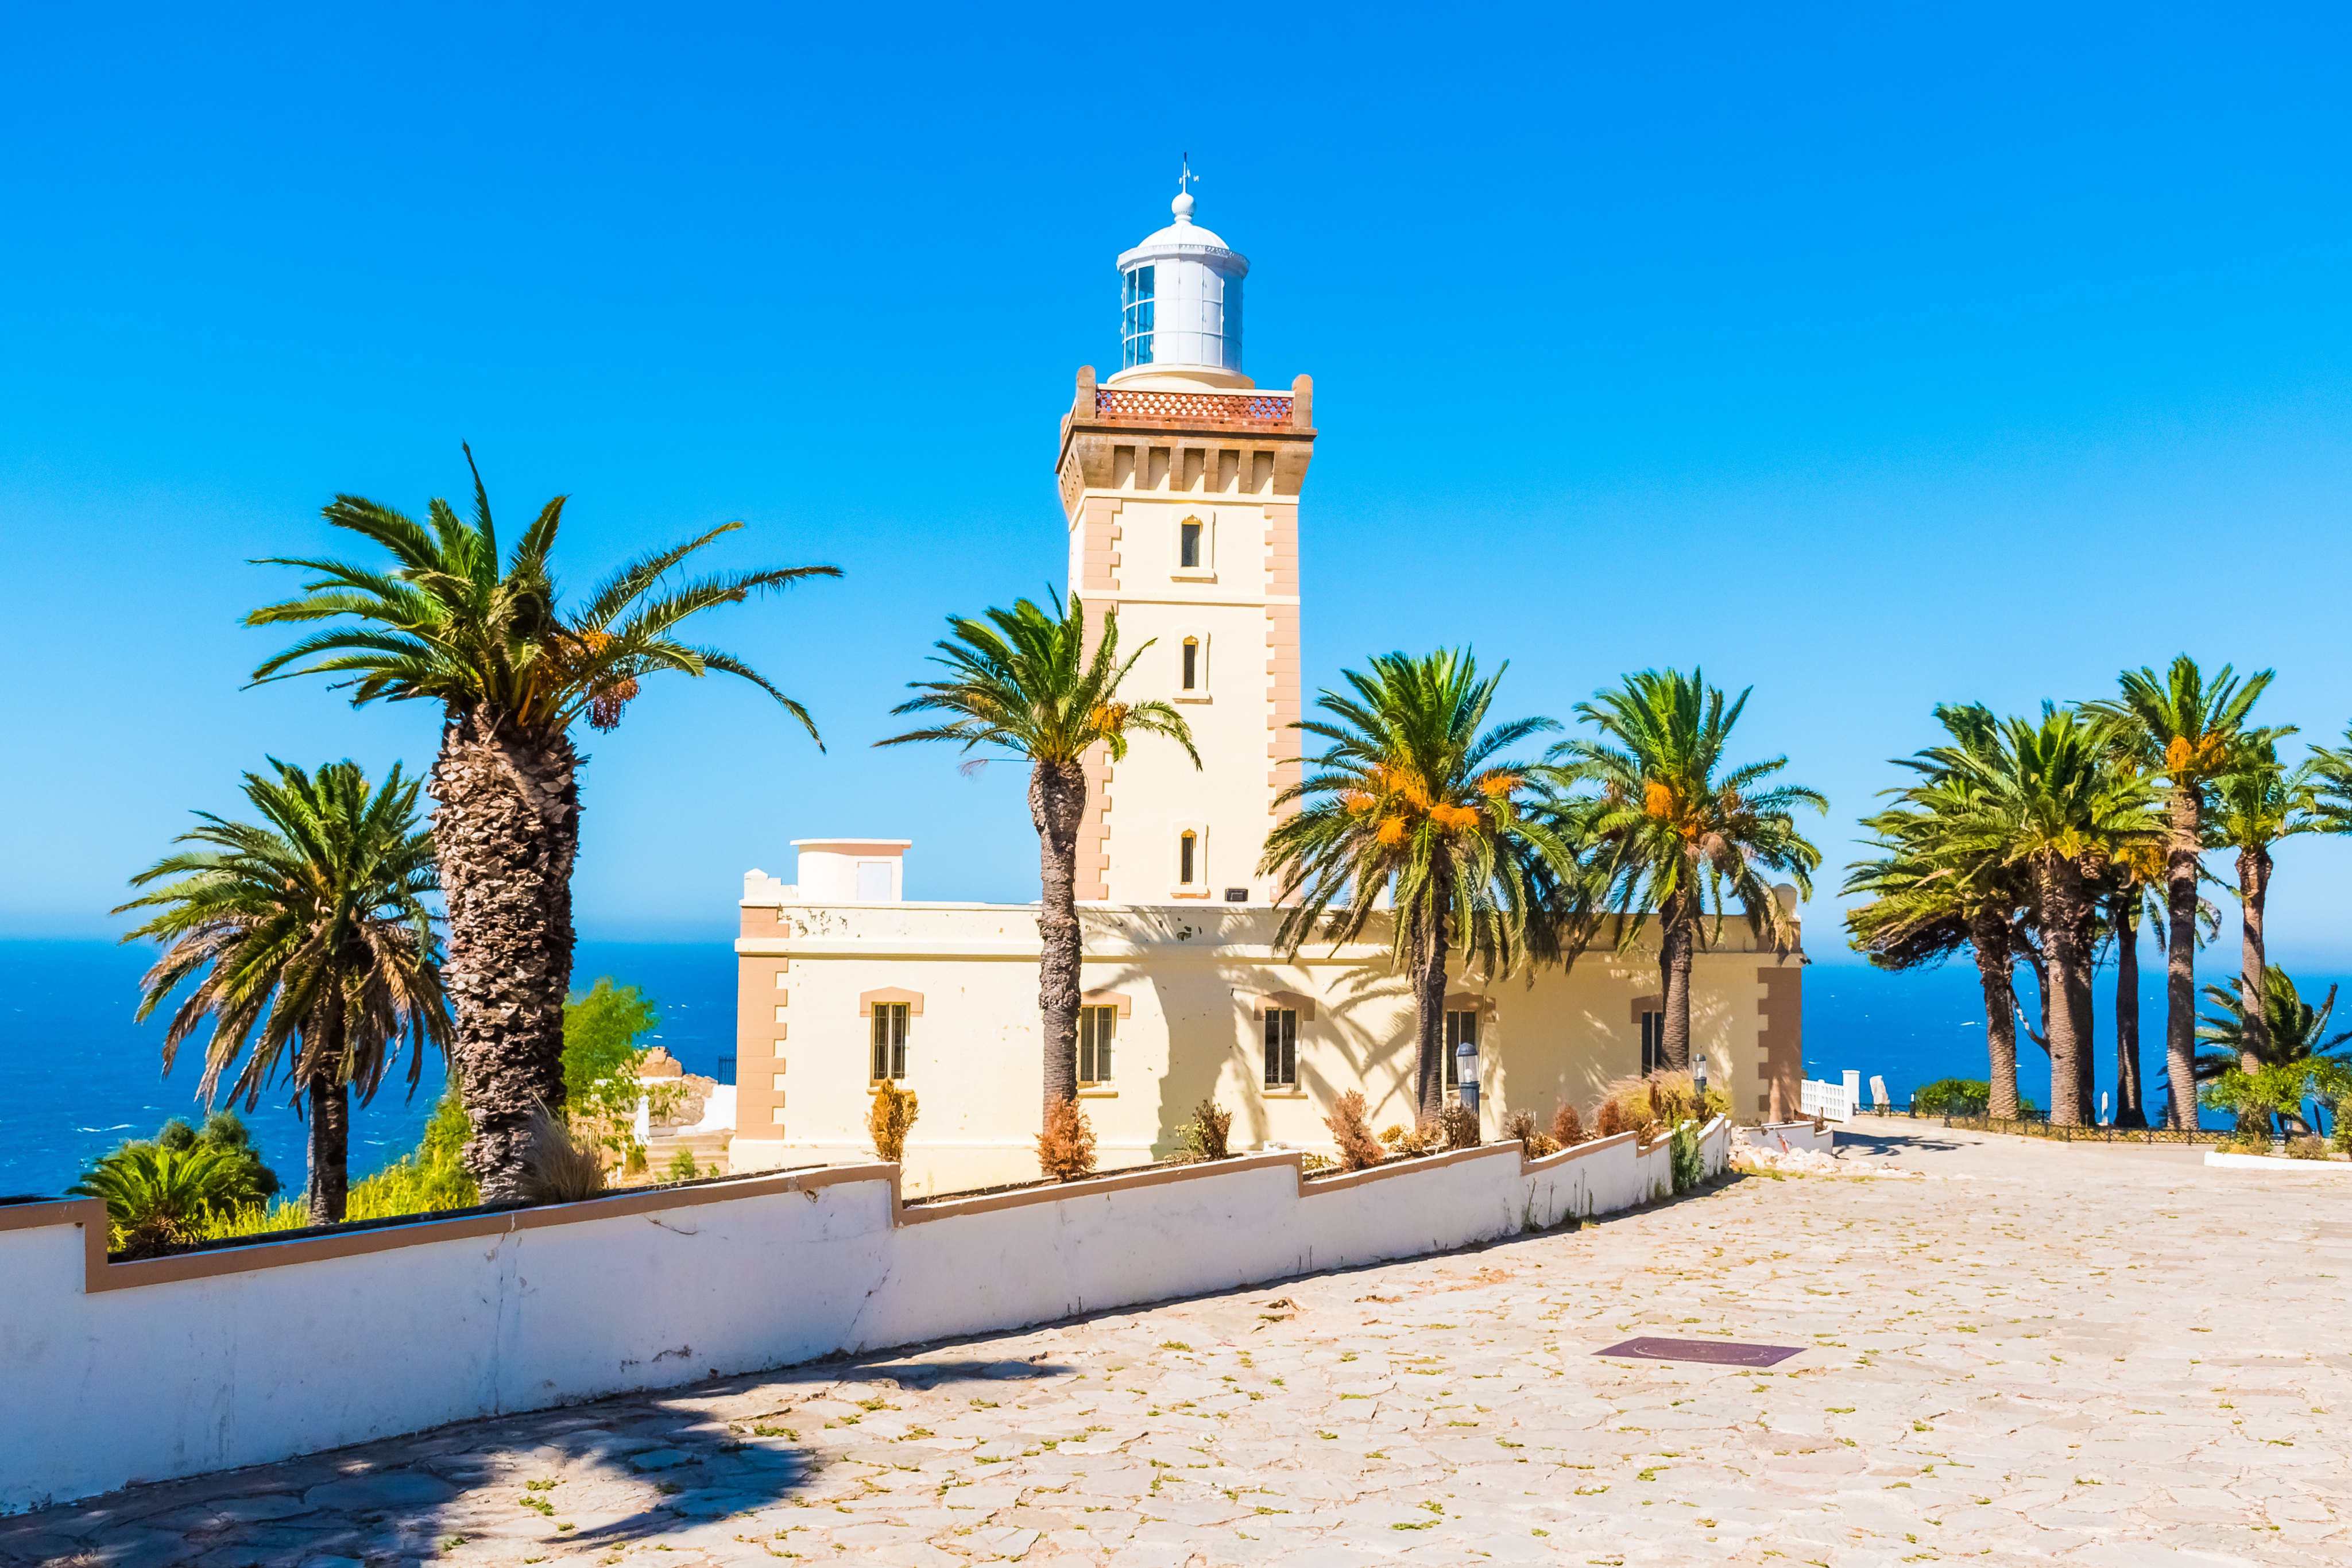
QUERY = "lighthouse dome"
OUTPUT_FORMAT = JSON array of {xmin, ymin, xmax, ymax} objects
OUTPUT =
[{"xmin": 1109, "ymin": 188, "xmax": 1251, "ymax": 390}]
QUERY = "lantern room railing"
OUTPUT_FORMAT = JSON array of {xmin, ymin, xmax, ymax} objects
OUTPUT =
[{"xmin": 1093, "ymin": 386, "xmax": 1295, "ymax": 429}]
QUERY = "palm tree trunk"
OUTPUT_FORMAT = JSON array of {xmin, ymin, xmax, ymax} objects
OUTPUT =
[
  {"xmin": 2237, "ymin": 843, "xmax": 2272, "ymax": 1137},
  {"xmin": 307, "ymin": 1075, "xmax": 350, "ymax": 1226},
  {"xmin": 2037, "ymin": 858, "xmax": 2093, "ymax": 1126},
  {"xmin": 2114, "ymin": 893, "xmax": 2145, "ymax": 1127},
  {"xmin": 2020, "ymin": 938, "xmax": 2051, "ymax": 1060},
  {"xmin": 1414, "ymin": 892, "xmax": 1450, "ymax": 1120},
  {"xmin": 2237, "ymin": 846, "xmax": 2270, "ymax": 1074},
  {"xmin": 1659, "ymin": 893, "xmax": 1695, "ymax": 1075},
  {"xmin": 430, "ymin": 704, "xmax": 581, "ymax": 1203},
  {"xmin": 2163, "ymin": 785, "xmax": 2202, "ymax": 1130},
  {"xmin": 1032, "ymin": 758, "xmax": 1086, "ymax": 1115},
  {"xmin": 1970, "ymin": 910, "xmax": 2020, "ymax": 1119}
]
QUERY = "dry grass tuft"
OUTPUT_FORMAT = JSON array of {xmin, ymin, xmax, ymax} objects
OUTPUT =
[
  {"xmin": 1036, "ymin": 1097, "xmax": 1098, "ymax": 1182},
  {"xmin": 1176, "ymin": 1097, "xmax": 1234, "ymax": 1162},
  {"xmin": 1592, "ymin": 1099, "xmax": 1630, "ymax": 1140},
  {"xmin": 1596, "ymin": 1070, "xmax": 1731, "ymax": 1141},
  {"xmin": 1550, "ymin": 1100, "xmax": 1585, "ymax": 1148},
  {"xmin": 519, "ymin": 1106, "xmax": 608, "ymax": 1205},
  {"xmin": 868, "ymin": 1080, "xmax": 920, "ymax": 1164},
  {"xmin": 1324, "ymin": 1090, "xmax": 1386, "ymax": 1171},
  {"xmin": 1503, "ymin": 1109, "xmax": 1559, "ymax": 1157},
  {"xmin": 1437, "ymin": 1102, "xmax": 1480, "ymax": 1151}
]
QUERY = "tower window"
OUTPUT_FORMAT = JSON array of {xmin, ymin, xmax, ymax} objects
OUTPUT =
[
  {"xmin": 1181, "ymin": 637, "xmax": 1198, "ymax": 690},
  {"xmin": 1264, "ymin": 1008, "xmax": 1298, "ymax": 1088},
  {"xmin": 1179, "ymin": 830, "xmax": 1197, "ymax": 885},
  {"xmin": 1179, "ymin": 519, "xmax": 1201, "ymax": 568},
  {"xmin": 872, "ymin": 1002, "xmax": 909, "ymax": 1082},
  {"xmin": 1077, "ymin": 1006, "xmax": 1116, "ymax": 1086},
  {"xmin": 1121, "ymin": 265, "xmax": 1155, "ymax": 369},
  {"xmin": 1641, "ymin": 1011, "xmax": 1665, "ymax": 1075},
  {"xmin": 1444, "ymin": 1009, "xmax": 1479, "ymax": 1091}
]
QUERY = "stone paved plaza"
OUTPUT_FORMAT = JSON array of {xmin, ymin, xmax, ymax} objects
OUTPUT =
[{"xmin": 7, "ymin": 1125, "xmax": 2349, "ymax": 1567}]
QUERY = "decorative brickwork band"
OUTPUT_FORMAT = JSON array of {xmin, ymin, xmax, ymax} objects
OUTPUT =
[{"xmin": 1095, "ymin": 388, "xmax": 1294, "ymax": 428}]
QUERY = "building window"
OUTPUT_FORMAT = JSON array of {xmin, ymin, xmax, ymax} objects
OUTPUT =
[
  {"xmin": 1179, "ymin": 518, "xmax": 1202, "ymax": 568},
  {"xmin": 1181, "ymin": 637, "xmax": 1198, "ymax": 691},
  {"xmin": 1264, "ymin": 1008, "xmax": 1298, "ymax": 1087},
  {"xmin": 1121, "ymin": 265, "xmax": 1155, "ymax": 369},
  {"xmin": 1077, "ymin": 1005, "xmax": 1116, "ymax": 1086},
  {"xmin": 1444, "ymin": 1009, "xmax": 1478, "ymax": 1090},
  {"xmin": 872, "ymin": 1002, "xmax": 909, "ymax": 1082},
  {"xmin": 1179, "ymin": 830, "xmax": 1197, "ymax": 885},
  {"xmin": 1641, "ymin": 1011, "xmax": 1665, "ymax": 1075}
]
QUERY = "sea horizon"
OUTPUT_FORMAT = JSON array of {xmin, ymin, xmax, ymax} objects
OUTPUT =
[{"xmin": 1, "ymin": 935, "xmax": 2291, "ymax": 1198}]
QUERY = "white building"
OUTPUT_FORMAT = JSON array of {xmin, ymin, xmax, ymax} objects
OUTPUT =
[{"xmin": 726, "ymin": 184, "xmax": 1805, "ymax": 1193}]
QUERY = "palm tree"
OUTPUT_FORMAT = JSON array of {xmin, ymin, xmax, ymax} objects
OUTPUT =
[
  {"xmin": 1937, "ymin": 707, "xmax": 2161, "ymax": 1125},
  {"xmin": 1551, "ymin": 669, "xmax": 1824, "ymax": 1076},
  {"xmin": 2192, "ymin": 965, "xmax": 2352, "ymax": 1135},
  {"xmin": 114, "ymin": 760, "xmax": 450, "ymax": 1224},
  {"xmin": 245, "ymin": 450, "xmax": 838, "ymax": 1199},
  {"xmin": 2207, "ymin": 744, "xmax": 2315, "ymax": 1093},
  {"xmin": 879, "ymin": 591, "xmax": 1197, "ymax": 1114},
  {"xmin": 2090, "ymin": 658, "xmax": 2274, "ymax": 1130},
  {"xmin": 1846, "ymin": 704, "xmax": 2034, "ymax": 1118},
  {"xmin": 1256, "ymin": 649, "xmax": 1578, "ymax": 1117}
]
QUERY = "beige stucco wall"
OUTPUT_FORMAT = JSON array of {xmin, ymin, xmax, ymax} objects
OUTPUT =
[{"xmin": 731, "ymin": 899, "xmax": 1801, "ymax": 1194}]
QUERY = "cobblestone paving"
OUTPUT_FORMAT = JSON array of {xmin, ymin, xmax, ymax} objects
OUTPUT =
[{"xmin": 8, "ymin": 1125, "xmax": 2350, "ymax": 1567}]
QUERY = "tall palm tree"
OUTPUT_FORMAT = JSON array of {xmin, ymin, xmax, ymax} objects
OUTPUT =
[
  {"xmin": 2206, "ymin": 744, "xmax": 2315, "ymax": 1099},
  {"xmin": 2090, "ymin": 658, "xmax": 2274, "ymax": 1130},
  {"xmin": 114, "ymin": 760, "xmax": 449, "ymax": 1225},
  {"xmin": 1257, "ymin": 649, "xmax": 1577, "ymax": 1117},
  {"xmin": 1937, "ymin": 707, "xmax": 2161, "ymax": 1125},
  {"xmin": 1846, "ymin": 704, "xmax": 2034, "ymax": 1118},
  {"xmin": 2192, "ymin": 965, "xmax": 2352, "ymax": 1136},
  {"xmin": 246, "ymin": 450, "xmax": 838, "ymax": 1199},
  {"xmin": 1551, "ymin": 668, "xmax": 1823, "ymax": 1075},
  {"xmin": 879, "ymin": 591, "xmax": 1196, "ymax": 1115}
]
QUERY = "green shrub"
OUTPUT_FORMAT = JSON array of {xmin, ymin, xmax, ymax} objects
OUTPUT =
[
  {"xmin": 562, "ymin": 977, "xmax": 683, "ymax": 1164},
  {"xmin": 664, "ymin": 1148, "xmax": 702, "ymax": 1182},
  {"xmin": 1910, "ymin": 1078, "xmax": 1988, "ymax": 1116},
  {"xmin": 72, "ymin": 1142, "xmax": 268, "ymax": 1257},
  {"xmin": 1669, "ymin": 1124, "xmax": 1703, "ymax": 1194},
  {"xmin": 203, "ymin": 1089, "xmax": 479, "ymax": 1240}
]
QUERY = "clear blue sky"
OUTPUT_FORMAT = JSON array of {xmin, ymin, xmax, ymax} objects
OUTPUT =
[{"xmin": 7, "ymin": 3, "xmax": 2352, "ymax": 963}]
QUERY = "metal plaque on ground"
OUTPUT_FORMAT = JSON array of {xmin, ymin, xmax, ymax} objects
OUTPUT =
[{"xmin": 1593, "ymin": 1337, "xmax": 1805, "ymax": 1366}]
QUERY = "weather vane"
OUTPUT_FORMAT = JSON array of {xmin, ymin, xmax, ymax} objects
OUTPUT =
[{"xmin": 1178, "ymin": 154, "xmax": 1200, "ymax": 196}]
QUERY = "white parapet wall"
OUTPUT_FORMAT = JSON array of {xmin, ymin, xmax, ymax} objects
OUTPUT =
[{"xmin": 0, "ymin": 1118, "xmax": 1730, "ymax": 1513}]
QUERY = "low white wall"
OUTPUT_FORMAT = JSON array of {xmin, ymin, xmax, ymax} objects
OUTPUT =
[
  {"xmin": 0, "ymin": 1119, "xmax": 1730, "ymax": 1513},
  {"xmin": 2204, "ymin": 1149, "xmax": 2352, "ymax": 1171}
]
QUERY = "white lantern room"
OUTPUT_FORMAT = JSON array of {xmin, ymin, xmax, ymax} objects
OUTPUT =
[{"xmin": 1109, "ymin": 186, "xmax": 1251, "ymax": 390}]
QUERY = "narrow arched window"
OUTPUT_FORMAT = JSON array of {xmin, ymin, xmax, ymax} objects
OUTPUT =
[
  {"xmin": 1181, "ymin": 637, "xmax": 1198, "ymax": 691},
  {"xmin": 1179, "ymin": 519, "xmax": 1202, "ymax": 568},
  {"xmin": 1179, "ymin": 830, "xmax": 1197, "ymax": 885}
]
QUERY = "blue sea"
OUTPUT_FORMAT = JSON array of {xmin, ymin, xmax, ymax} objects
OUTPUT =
[
  {"xmin": 0, "ymin": 940, "xmax": 2283, "ymax": 1197},
  {"xmin": 0, "ymin": 939, "xmax": 739, "ymax": 1200}
]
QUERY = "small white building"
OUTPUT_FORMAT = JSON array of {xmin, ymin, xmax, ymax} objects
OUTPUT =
[{"xmin": 728, "ymin": 184, "xmax": 1806, "ymax": 1193}]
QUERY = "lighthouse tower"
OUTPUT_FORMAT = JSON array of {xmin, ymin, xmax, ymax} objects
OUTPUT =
[{"xmin": 1054, "ymin": 181, "xmax": 1316, "ymax": 905}]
